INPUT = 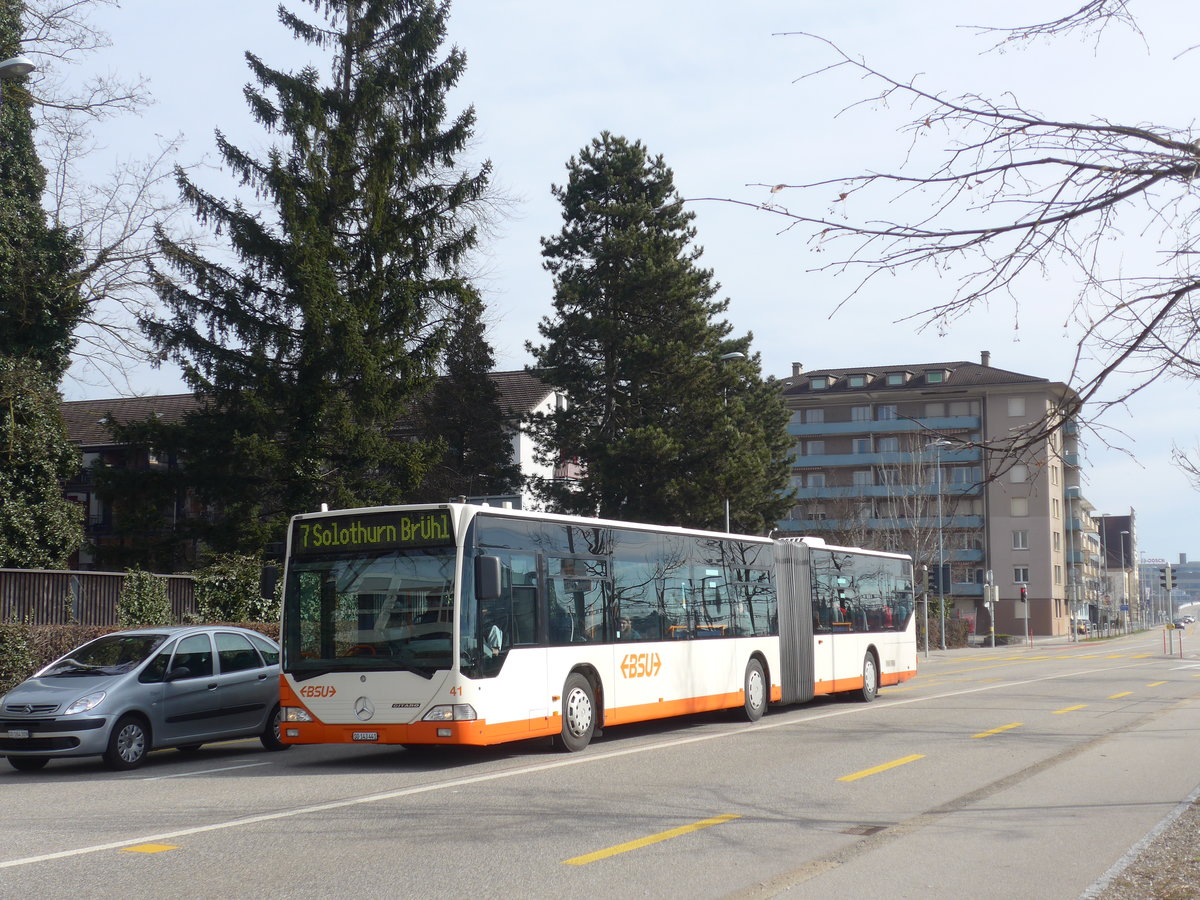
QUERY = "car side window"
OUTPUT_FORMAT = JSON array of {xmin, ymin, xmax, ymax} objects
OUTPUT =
[
  {"xmin": 246, "ymin": 632, "xmax": 280, "ymax": 666},
  {"xmin": 139, "ymin": 642, "xmax": 176, "ymax": 684},
  {"xmin": 171, "ymin": 634, "xmax": 214, "ymax": 679},
  {"xmin": 216, "ymin": 632, "xmax": 263, "ymax": 674}
]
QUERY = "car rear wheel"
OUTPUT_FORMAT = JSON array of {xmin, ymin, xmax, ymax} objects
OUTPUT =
[
  {"xmin": 103, "ymin": 714, "xmax": 150, "ymax": 770},
  {"xmin": 8, "ymin": 756, "xmax": 49, "ymax": 772}
]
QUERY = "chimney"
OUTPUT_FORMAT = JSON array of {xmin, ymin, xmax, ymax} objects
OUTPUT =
[
  {"xmin": 792, "ymin": 362, "xmax": 804, "ymax": 377},
  {"xmin": 980, "ymin": 350, "xmax": 991, "ymax": 367}
]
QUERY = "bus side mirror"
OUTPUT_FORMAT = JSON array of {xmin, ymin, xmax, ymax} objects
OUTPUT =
[{"xmin": 475, "ymin": 555, "xmax": 501, "ymax": 601}]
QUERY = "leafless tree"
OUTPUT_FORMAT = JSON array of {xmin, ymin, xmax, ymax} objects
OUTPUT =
[
  {"xmin": 702, "ymin": 2, "xmax": 1199, "ymax": 470},
  {"xmin": 19, "ymin": 0, "xmax": 194, "ymax": 393}
]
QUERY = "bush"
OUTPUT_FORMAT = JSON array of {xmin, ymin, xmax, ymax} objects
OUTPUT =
[
  {"xmin": 194, "ymin": 554, "xmax": 279, "ymax": 623},
  {"xmin": 0, "ymin": 619, "xmax": 37, "ymax": 694},
  {"xmin": 117, "ymin": 567, "xmax": 174, "ymax": 627}
]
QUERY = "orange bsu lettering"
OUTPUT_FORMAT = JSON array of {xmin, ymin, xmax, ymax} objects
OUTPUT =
[
  {"xmin": 299, "ymin": 684, "xmax": 336, "ymax": 698},
  {"xmin": 620, "ymin": 652, "xmax": 662, "ymax": 678}
]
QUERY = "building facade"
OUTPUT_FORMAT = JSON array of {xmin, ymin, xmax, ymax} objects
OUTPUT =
[{"xmin": 775, "ymin": 352, "xmax": 1122, "ymax": 638}]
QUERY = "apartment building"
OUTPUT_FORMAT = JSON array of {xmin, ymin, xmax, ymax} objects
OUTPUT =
[{"xmin": 776, "ymin": 352, "xmax": 1098, "ymax": 638}]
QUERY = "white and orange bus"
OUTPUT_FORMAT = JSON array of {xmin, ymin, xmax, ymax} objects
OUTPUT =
[{"xmin": 279, "ymin": 503, "xmax": 916, "ymax": 752}]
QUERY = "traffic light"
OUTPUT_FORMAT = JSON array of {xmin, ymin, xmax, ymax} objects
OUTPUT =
[
  {"xmin": 1019, "ymin": 585, "xmax": 1028, "ymax": 603},
  {"xmin": 1160, "ymin": 566, "xmax": 1174, "ymax": 592},
  {"xmin": 925, "ymin": 564, "xmax": 951, "ymax": 594}
]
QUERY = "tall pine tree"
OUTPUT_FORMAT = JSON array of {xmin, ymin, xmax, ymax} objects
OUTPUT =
[
  {"xmin": 137, "ymin": 0, "xmax": 491, "ymax": 554},
  {"xmin": 527, "ymin": 132, "xmax": 793, "ymax": 533},
  {"xmin": 0, "ymin": 0, "xmax": 83, "ymax": 380},
  {"xmin": 412, "ymin": 297, "xmax": 522, "ymax": 502},
  {"xmin": 0, "ymin": 1, "xmax": 84, "ymax": 567}
]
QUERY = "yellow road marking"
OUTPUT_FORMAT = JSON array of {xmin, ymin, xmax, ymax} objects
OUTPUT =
[
  {"xmin": 973, "ymin": 722, "xmax": 1022, "ymax": 738},
  {"xmin": 1053, "ymin": 705, "xmax": 1087, "ymax": 714},
  {"xmin": 563, "ymin": 814, "xmax": 740, "ymax": 865},
  {"xmin": 1108, "ymin": 691, "xmax": 1133, "ymax": 699},
  {"xmin": 1147, "ymin": 681, "xmax": 1167, "ymax": 687},
  {"xmin": 121, "ymin": 844, "xmax": 178, "ymax": 854},
  {"xmin": 837, "ymin": 754, "xmax": 925, "ymax": 782}
]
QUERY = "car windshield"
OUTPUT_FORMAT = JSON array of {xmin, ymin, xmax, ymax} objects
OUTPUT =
[
  {"xmin": 42, "ymin": 633, "xmax": 170, "ymax": 677},
  {"xmin": 283, "ymin": 548, "xmax": 457, "ymax": 677}
]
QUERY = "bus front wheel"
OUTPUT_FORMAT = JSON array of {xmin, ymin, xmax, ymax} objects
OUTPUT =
[
  {"xmin": 743, "ymin": 658, "xmax": 767, "ymax": 722},
  {"xmin": 859, "ymin": 652, "xmax": 879, "ymax": 702},
  {"xmin": 555, "ymin": 673, "xmax": 595, "ymax": 752}
]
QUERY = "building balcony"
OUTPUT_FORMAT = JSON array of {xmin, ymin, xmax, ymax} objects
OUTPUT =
[
  {"xmin": 790, "ymin": 483, "xmax": 983, "ymax": 500},
  {"xmin": 792, "ymin": 447, "xmax": 983, "ymax": 468},
  {"xmin": 776, "ymin": 514, "xmax": 985, "ymax": 532},
  {"xmin": 788, "ymin": 415, "xmax": 981, "ymax": 438}
]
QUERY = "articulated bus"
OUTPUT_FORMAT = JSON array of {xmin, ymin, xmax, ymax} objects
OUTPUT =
[{"xmin": 278, "ymin": 503, "xmax": 916, "ymax": 752}]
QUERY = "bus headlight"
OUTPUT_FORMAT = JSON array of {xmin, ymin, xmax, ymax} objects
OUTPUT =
[
  {"xmin": 282, "ymin": 706, "xmax": 313, "ymax": 722},
  {"xmin": 422, "ymin": 704, "xmax": 477, "ymax": 722}
]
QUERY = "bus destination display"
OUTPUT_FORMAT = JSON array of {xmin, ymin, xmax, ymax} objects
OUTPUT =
[{"xmin": 292, "ymin": 509, "xmax": 454, "ymax": 554}]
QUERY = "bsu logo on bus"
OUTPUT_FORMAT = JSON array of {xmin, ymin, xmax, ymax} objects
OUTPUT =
[{"xmin": 620, "ymin": 652, "xmax": 662, "ymax": 679}]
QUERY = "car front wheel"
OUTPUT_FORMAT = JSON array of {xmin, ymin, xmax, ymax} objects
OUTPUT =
[
  {"xmin": 103, "ymin": 714, "xmax": 150, "ymax": 770},
  {"xmin": 260, "ymin": 703, "xmax": 290, "ymax": 752}
]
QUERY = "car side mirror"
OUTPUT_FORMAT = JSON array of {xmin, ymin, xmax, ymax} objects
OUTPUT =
[{"xmin": 165, "ymin": 666, "xmax": 191, "ymax": 682}]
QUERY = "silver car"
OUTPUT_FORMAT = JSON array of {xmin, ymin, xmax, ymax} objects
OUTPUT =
[{"xmin": 0, "ymin": 625, "xmax": 289, "ymax": 772}]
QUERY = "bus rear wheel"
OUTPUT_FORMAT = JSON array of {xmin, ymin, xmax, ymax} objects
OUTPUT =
[
  {"xmin": 859, "ymin": 652, "xmax": 879, "ymax": 702},
  {"xmin": 555, "ymin": 673, "xmax": 595, "ymax": 752},
  {"xmin": 743, "ymin": 658, "xmax": 767, "ymax": 721}
]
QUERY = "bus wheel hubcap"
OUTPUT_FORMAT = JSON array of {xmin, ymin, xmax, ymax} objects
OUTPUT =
[{"xmin": 565, "ymin": 688, "xmax": 592, "ymax": 736}]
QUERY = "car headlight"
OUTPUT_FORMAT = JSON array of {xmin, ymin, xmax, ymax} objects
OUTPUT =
[
  {"xmin": 64, "ymin": 691, "xmax": 106, "ymax": 715},
  {"xmin": 422, "ymin": 704, "xmax": 477, "ymax": 722}
]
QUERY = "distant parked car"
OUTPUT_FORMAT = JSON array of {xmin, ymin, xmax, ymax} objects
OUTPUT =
[
  {"xmin": 1172, "ymin": 619, "xmax": 1188, "ymax": 629},
  {"xmin": 0, "ymin": 626, "xmax": 288, "ymax": 772}
]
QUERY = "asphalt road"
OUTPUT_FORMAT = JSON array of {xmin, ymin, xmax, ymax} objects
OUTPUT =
[{"xmin": 2, "ymin": 629, "xmax": 1198, "ymax": 900}]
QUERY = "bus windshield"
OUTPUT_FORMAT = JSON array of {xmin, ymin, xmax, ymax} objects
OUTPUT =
[{"xmin": 282, "ymin": 548, "xmax": 457, "ymax": 679}]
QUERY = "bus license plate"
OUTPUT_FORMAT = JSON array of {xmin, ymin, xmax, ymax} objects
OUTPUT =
[
  {"xmin": 352, "ymin": 732, "xmax": 378, "ymax": 741},
  {"xmin": 6, "ymin": 729, "xmax": 29, "ymax": 739}
]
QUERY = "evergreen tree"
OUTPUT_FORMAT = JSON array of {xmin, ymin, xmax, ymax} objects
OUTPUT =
[
  {"xmin": 413, "ymin": 298, "xmax": 522, "ymax": 502},
  {"xmin": 139, "ymin": 0, "xmax": 491, "ymax": 555},
  {"xmin": 0, "ymin": 357, "xmax": 84, "ymax": 567},
  {"xmin": 0, "ymin": 0, "xmax": 84, "ymax": 380},
  {"xmin": 527, "ymin": 132, "xmax": 793, "ymax": 533}
]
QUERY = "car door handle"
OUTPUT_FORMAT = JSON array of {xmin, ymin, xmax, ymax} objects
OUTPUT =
[
  {"xmin": 207, "ymin": 683, "xmax": 218, "ymax": 691},
  {"xmin": 258, "ymin": 673, "xmax": 268, "ymax": 680}
]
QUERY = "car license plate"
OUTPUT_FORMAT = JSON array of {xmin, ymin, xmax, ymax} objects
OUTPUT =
[
  {"xmin": 351, "ymin": 732, "xmax": 378, "ymax": 741},
  {"xmin": 6, "ymin": 729, "xmax": 30, "ymax": 739}
]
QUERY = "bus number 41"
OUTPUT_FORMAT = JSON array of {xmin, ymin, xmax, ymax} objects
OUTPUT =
[{"xmin": 620, "ymin": 653, "xmax": 662, "ymax": 679}]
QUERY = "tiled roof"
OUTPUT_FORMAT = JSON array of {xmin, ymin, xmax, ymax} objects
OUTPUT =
[
  {"xmin": 61, "ymin": 393, "xmax": 200, "ymax": 447},
  {"xmin": 779, "ymin": 360, "xmax": 1050, "ymax": 397},
  {"xmin": 61, "ymin": 371, "xmax": 555, "ymax": 447}
]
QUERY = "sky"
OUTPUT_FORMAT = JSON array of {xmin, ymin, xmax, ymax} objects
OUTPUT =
[{"xmin": 54, "ymin": 0, "xmax": 1198, "ymax": 561}]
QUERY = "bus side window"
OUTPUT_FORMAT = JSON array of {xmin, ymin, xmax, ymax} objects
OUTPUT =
[{"xmin": 511, "ymin": 585, "xmax": 537, "ymax": 645}]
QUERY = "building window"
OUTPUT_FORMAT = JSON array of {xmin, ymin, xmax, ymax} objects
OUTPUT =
[
  {"xmin": 876, "ymin": 405, "xmax": 897, "ymax": 420},
  {"xmin": 925, "ymin": 370, "xmax": 946, "ymax": 384},
  {"xmin": 853, "ymin": 470, "xmax": 873, "ymax": 486},
  {"xmin": 879, "ymin": 468, "xmax": 900, "ymax": 485},
  {"xmin": 1054, "ymin": 565, "xmax": 1063, "ymax": 584},
  {"xmin": 948, "ymin": 400, "xmax": 977, "ymax": 416},
  {"xmin": 847, "ymin": 374, "xmax": 867, "ymax": 388},
  {"xmin": 1009, "ymin": 464, "xmax": 1028, "ymax": 483},
  {"xmin": 1052, "ymin": 498, "xmax": 1060, "ymax": 518},
  {"xmin": 1053, "ymin": 532, "xmax": 1061, "ymax": 551},
  {"xmin": 1014, "ymin": 567, "xmax": 1030, "ymax": 584},
  {"xmin": 806, "ymin": 473, "xmax": 826, "ymax": 488},
  {"xmin": 810, "ymin": 376, "xmax": 829, "ymax": 390},
  {"xmin": 852, "ymin": 438, "xmax": 871, "ymax": 454},
  {"xmin": 1008, "ymin": 396, "xmax": 1026, "ymax": 417},
  {"xmin": 877, "ymin": 437, "xmax": 899, "ymax": 453},
  {"xmin": 950, "ymin": 467, "xmax": 981, "ymax": 484},
  {"xmin": 851, "ymin": 406, "xmax": 871, "ymax": 421},
  {"xmin": 805, "ymin": 408, "xmax": 824, "ymax": 424},
  {"xmin": 1011, "ymin": 498, "xmax": 1029, "ymax": 517},
  {"xmin": 806, "ymin": 440, "xmax": 825, "ymax": 456},
  {"xmin": 925, "ymin": 402, "xmax": 945, "ymax": 417},
  {"xmin": 1050, "ymin": 465, "xmax": 1059, "ymax": 485},
  {"xmin": 886, "ymin": 372, "xmax": 906, "ymax": 385},
  {"xmin": 1013, "ymin": 530, "xmax": 1029, "ymax": 550}
]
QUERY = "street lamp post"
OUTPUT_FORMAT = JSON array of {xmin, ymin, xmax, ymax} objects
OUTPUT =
[
  {"xmin": 718, "ymin": 351, "xmax": 745, "ymax": 533},
  {"xmin": 926, "ymin": 439, "xmax": 952, "ymax": 650}
]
